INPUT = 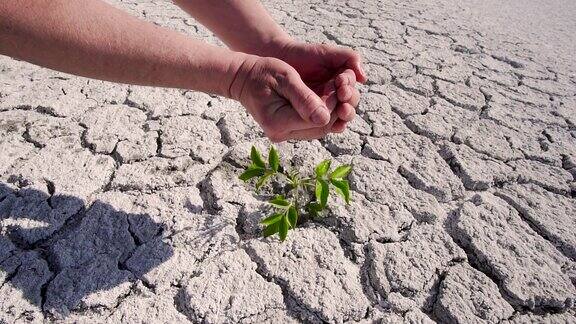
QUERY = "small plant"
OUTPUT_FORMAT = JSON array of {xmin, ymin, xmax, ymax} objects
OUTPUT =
[{"xmin": 239, "ymin": 145, "xmax": 352, "ymax": 241}]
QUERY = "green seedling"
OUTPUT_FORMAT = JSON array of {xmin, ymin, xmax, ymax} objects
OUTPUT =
[{"xmin": 239, "ymin": 145, "xmax": 352, "ymax": 241}]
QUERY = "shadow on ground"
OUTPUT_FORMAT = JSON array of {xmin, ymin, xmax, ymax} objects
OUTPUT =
[{"xmin": 0, "ymin": 182, "xmax": 172, "ymax": 318}]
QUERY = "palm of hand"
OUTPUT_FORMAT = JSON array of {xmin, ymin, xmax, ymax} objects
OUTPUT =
[
  {"xmin": 277, "ymin": 43, "xmax": 345, "ymax": 93},
  {"xmin": 238, "ymin": 42, "xmax": 366, "ymax": 142},
  {"xmin": 274, "ymin": 42, "xmax": 363, "ymax": 132},
  {"xmin": 233, "ymin": 57, "xmax": 339, "ymax": 142}
]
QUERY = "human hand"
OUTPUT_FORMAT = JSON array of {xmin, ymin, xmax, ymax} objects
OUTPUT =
[
  {"xmin": 259, "ymin": 40, "xmax": 367, "ymax": 132},
  {"xmin": 229, "ymin": 55, "xmax": 341, "ymax": 142}
]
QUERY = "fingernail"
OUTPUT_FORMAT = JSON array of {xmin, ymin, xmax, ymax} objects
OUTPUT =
[
  {"xmin": 359, "ymin": 65, "xmax": 366, "ymax": 78},
  {"xmin": 311, "ymin": 107, "xmax": 329, "ymax": 125}
]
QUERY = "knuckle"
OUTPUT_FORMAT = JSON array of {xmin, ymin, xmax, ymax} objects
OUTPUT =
[
  {"xmin": 319, "ymin": 43, "xmax": 332, "ymax": 53},
  {"xmin": 344, "ymin": 47, "xmax": 361, "ymax": 61},
  {"xmin": 274, "ymin": 73, "xmax": 290, "ymax": 89},
  {"xmin": 258, "ymin": 56, "xmax": 280, "ymax": 69},
  {"xmin": 346, "ymin": 70, "xmax": 357, "ymax": 81},
  {"xmin": 349, "ymin": 108, "xmax": 357, "ymax": 117},
  {"xmin": 274, "ymin": 68, "xmax": 297, "ymax": 89},
  {"xmin": 336, "ymin": 74, "xmax": 346, "ymax": 86},
  {"xmin": 345, "ymin": 112, "xmax": 356, "ymax": 122},
  {"xmin": 257, "ymin": 57, "xmax": 293, "ymax": 85},
  {"xmin": 300, "ymin": 92, "xmax": 316, "ymax": 115}
]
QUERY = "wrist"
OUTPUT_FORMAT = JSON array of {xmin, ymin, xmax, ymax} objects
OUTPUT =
[
  {"xmin": 184, "ymin": 46, "xmax": 253, "ymax": 99},
  {"xmin": 224, "ymin": 52, "xmax": 259, "ymax": 101},
  {"xmin": 250, "ymin": 34, "xmax": 295, "ymax": 58}
]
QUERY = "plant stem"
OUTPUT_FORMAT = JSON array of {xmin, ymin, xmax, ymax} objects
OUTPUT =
[
  {"xmin": 291, "ymin": 174, "xmax": 300, "ymax": 210},
  {"xmin": 293, "ymin": 185, "xmax": 299, "ymax": 211}
]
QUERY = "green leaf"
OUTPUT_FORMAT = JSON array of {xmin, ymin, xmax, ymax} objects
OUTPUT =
[
  {"xmin": 330, "ymin": 165, "xmax": 352, "ymax": 179},
  {"xmin": 268, "ymin": 146, "xmax": 280, "ymax": 172},
  {"xmin": 260, "ymin": 213, "xmax": 283, "ymax": 226},
  {"xmin": 315, "ymin": 179, "xmax": 329, "ymax": 207},
  {"xmin": 263, "ymin": 222, "xmax": 280, "ymax": 237},
  {"xmin": 307, "ymin": 202, "xmax": 323, "ymax": 212},
  {"xmin": 315, "ymin": 160, "xmax": 331, "ymax": 177},
  {"xmin": 256, "ymin": 171, "xmax": 274, "ymax": 190},
  {"xmin": 238, "ymin": 166, "xmax": 265, "ymax": 181},
  {"xmin": 279, "ymin": 215, "xmax": 289, "ymax": 241},
  {"xmin": 269, "ymin": 195, "xmax": 291, "ymax": 209},
  {"xmin": 306, "ymin": 202, "xmax": 324, "ymax": 218},
  {"xmin": 287, "ymin": 206, "xmax": 298, "ymax": 228},
  {"xmin": 250, "ymin": 146, "xmax": 266, "ymax": 168},
  {"xmin": 331, "ymin": 179, "xmax": 351, "ymax": 204}
]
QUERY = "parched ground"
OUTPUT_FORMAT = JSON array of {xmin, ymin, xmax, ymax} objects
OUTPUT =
[{"xmin": 1, "ymin": 0, "xmax": 575, "ymax": 323}]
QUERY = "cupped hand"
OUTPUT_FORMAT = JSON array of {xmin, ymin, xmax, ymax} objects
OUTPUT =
[
  {"xmin": 230, "ymin": 55, "xmax": 343, "ymax": 142},
  {"xmin": 260, "ymin": 40, "xmax": 366, "ymax": 130}
]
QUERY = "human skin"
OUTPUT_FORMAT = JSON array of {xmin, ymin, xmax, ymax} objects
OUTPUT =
[
  {"xmin": 0, "ymin": 0, "xmax": 365, "ymax": 141},
  {"xmin": 174, "ymin": 0, "xmax": 366, "ymax": 132}
]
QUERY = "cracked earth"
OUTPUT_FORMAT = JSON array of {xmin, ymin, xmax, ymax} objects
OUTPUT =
[{"xmin": 1, "ymin": 0, "xmax": 576, "ymax": 323}]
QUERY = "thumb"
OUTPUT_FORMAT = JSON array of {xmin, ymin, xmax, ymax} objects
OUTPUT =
[
  {"xmin": 327, "ymin": 46, "xmax": 367, "ymax": 83},
  {"xmin": 344, "ymin": 52, "xmax": 367, "ymax": 84},
  {"xmin": 352, "ymin": 60, "xmax": 367, "ymax": 84},
  {"xmin": 276, "ymin": 73, "xmax": 330, "ymax": 126}
]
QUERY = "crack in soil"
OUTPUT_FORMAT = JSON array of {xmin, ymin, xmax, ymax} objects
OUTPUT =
[{"xmin": 242, "ymin": 245, "xmax": 329, "ymax": 323}]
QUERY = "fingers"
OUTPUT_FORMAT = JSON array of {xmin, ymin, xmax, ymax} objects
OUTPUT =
[
  {"xmin": 336, "ymin": 85, "xmax": 360, "ymax": 107},
  {"xmin": 271, "ymin": 104, "xmax": 321, "ymax": 132},
  {"xmin": 323, "ymin": 90, "xmax": 339, "ymax": 113},
  {"xmin": 343, "ymin": 49, "xmax": 367, "ymax": 83},
  {"xmin": 335, "ymin": 69, "xmax": 360, "ymax": 107},
  {"xmin": 335, "ymin": 69, "xmax": 356, "ymax": 88},
  {"xmin": 284, "ymin": 114, "xmax": 339, "ymax": 141},
  {"xmin": 349, "ymin": 86, "xmax": 360, "ymax": 108},
  {"xmin": 337, "ymin": 84, "xmax": 353, "ymax": 102},
  {"xmin": 273, "ymin": 86, "xmax": 338, "ymax": 131},
  {"xmin": 311, "ymin": 78, "xmax": 338, "ymax": 113},
  {"xmin": 336, "ymin": 102, "xmax": 356, "ymax": 122},
  {"xmin": 260, "ymin": 57, "xmax": 363, "ymax": 142},
  {"xmin": 271, "ymin": 88, "xmax": 356, "ymax": 142},
  {"xmin": 267, "ymin": 104, "xmax": 352, "ymax": 142},
  {"xmin": 311, "ymin": 78, "xmax": 336, "ymax": 96},
  {"xmin": 351, "ymin": 60, "xmax": 368, "ymax": 84},
  {"xmin": 325, "ymin": 45, "xmax": 367, "ymax": 83},
  {"xmin": 265, "ymin": 87, "xmax": 338, "ymax": 141},
  {"xmin": 331, "ymin": 119, "xmax": 348, "ymax": 133},
  {"xmin": 281, "ymin": 116, "xmax": 349, "ymax": 141},
  {"xmin": 275, "ymin": 71, "xmax": 330, "ymax": 126}
]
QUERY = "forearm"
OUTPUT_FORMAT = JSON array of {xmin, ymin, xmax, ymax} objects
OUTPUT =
[
  {"xmin": 174, "ymin": 0, "xmax": 290, "ymax": 55},
  {"xmin": 0, "ymin": 0, "xmax": 246, "ymax": 97}
]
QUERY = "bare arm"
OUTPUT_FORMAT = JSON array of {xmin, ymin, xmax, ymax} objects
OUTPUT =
[
  {"xmin": 0, "ymin": 0, "xmax": 247, "ymax": 97},
  {"xmin": 174, "ymin": 0, "xmax": 366, "ymax": 83},
  {"xmin": 0, "ymin": 0, "xmax": 339, "ymax": 141},
  {"xmin": 173, "ymin": 0, "xmax": 290, "ymax": 55},
  {"xmin": 174, "ymin": 0, "xmax": 367, "ymax": 134}
]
